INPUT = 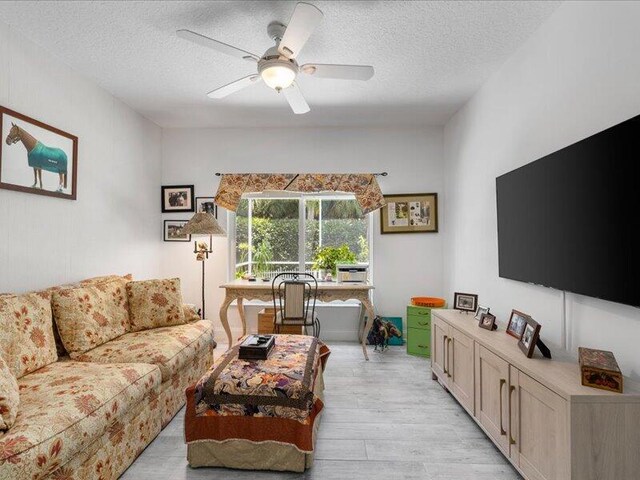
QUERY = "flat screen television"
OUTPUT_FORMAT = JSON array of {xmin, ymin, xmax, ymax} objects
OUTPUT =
[{"xmin": 496, "ymin": 114, "xmax": 639, "ymax": 308}]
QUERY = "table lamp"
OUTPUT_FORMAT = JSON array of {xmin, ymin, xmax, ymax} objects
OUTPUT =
[{"xmin": 180, "ymin": 212, "xmax": 226, "ymax": 319}]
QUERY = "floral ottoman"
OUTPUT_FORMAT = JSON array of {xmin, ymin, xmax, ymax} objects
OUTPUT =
[{"xmin": 184, "ymin": 334, "xmax": 330, "ymax": 473}]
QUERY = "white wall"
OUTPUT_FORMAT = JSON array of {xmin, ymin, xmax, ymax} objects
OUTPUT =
[
  {"xmin": 0, "ymin": 21, "xmax": 162, "ymax": 293},
  {"xmin": 443, "ymin": 1, "xmax": 640, "ymax": 379},
  {"xmin": 161, "ymin": 127, "xmax": 444, "ymax": 340}
]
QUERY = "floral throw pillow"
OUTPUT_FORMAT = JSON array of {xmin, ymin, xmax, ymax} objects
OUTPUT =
[
  {"xmin": 52, "ymin": 278, "xmax": 130, "ymax": 357},
  {"xmin": 183, "ymin": 304, "xmax": 201, "ymax": 322},
  {"xmin": 126, "ymin": 278, "xmax": 186, "ymax": 331},
  {"xmin": 0, "ymin": 291, "xmax": 58, "ymax": 378},
  {"xmin": 0, "ymin": 354, "xmax": 19, "ymax": 430}
]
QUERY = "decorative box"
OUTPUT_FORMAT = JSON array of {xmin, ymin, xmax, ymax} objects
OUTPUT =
[
  {"xmin": 239, "ymin": 334, "xmax": 275, "ymax": 360},
  {"xmin": 578, "ymin": 347, "xmax": 623, "ymax": 393}
]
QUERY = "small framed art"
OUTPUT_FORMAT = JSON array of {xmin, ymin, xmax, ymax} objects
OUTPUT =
[
  {"xmin": 380, "ymin": 193, "xmax": 438, "ymax": 234},
  {"xmin": 453, "ymin": 292, "xmax": 478, "ymax": 312},
  {"xmin": 506, "ymin": 309, "xmax": 529, "ymax": 339},
  {"xmin": 474, "ymin": 305, "xmax": 490, "ymax": 321},
  {"xmin": 162, "ymin": 185, "xmax": 194, "ymax": 213},
  {"xmin": 195, "ymin": 196, "xmax": 217, "ymax": 218},
  {"xmin": 518, "ymin": 317, "xmax": 541, "ymax": 358},
  {"xmin": 478, "ymin": 313, "xmax": 497, "ymax": 331},
  {"xmin": 164, "ymin": 220, "xmax": 191, "ymax": 242}
]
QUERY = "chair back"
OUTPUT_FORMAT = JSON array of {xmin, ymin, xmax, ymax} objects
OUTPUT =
[{"xmin": 272, "ymin": 272, "xmax": 318, "ymax": 325}]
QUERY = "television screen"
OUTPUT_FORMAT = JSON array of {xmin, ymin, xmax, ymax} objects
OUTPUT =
[{"xmin": 496, "ymin": 114, "xmax": 639, "ymax": 308}]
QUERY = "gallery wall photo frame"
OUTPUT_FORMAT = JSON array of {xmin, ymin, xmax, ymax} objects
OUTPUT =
[
  {"xmin": 162, "ymin": 185, "xmax": 194, "ymax": 213},
  {"xmin": 0, "ymin": 105, "xmax": 78, "ymax": 200},
  {"xmin": 195, "ymin": 196, "xmax": 218, "ymax": 218},
  {"xmin": 380, "ymin": 193, "xmax": 438, "ymax": 234},
  {"xmin": 164, "ymin": 220, "xmax": 191, "ymax": 242}
]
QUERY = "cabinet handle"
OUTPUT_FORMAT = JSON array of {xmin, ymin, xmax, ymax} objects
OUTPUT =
[
  {"xmin": 442, "ymin": 335, "xmax": 448, "ymax": 375},
  {"xmin": 499, "ymin": 379, "xmax": 507, "ymax": 436},
  {"xmin": 418, "ymin": 344, "xmax": 428, "ymax": 349},
  {"xmin": 418, "ymin": 321, "xmax": 429, "ymax": 326},
  {"xmin": 509, "ymin": 385, "xmax": 517, "ymax": 445},
  {"xmin": 447, "ymin": 338, "xmax": 453, "ymax": 378}
]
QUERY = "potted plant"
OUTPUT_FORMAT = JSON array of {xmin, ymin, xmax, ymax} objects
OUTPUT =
[
  {"xmin": 312, "ymin": 244, "xmax": 357, "ymax": 280},
  {"xmin": 253, "ymin": 240, "xmax": 273, "ymax": 281}
]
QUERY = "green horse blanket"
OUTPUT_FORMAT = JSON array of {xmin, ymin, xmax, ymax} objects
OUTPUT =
[{"xmin": 27, "ymin": 141, "xmax": 67, "ymax": 174}]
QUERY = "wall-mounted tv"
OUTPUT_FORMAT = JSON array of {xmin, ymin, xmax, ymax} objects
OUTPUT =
[{"xmin": 496, "ymin": 114, "xmax": 639, "ymax": 308}]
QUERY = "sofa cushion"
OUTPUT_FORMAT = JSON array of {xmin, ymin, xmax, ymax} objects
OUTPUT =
[
  {"xmin": 51, "ymin": 278, "xmax": 130, "ymax": 358},
  {"xmin": 73, "ymin": 320, "xmax": 214, "ymax": 382},
  {"xmin": 47, "ymin": 274, "xmax": 133, "ymax": 358},
  {"xmin": 0, "ymin": 361, "xmax": 161, "ymax": 480},
  {"xmin": 0, "ymin": 355, "xmax": 19, "ymax": 431},
  {"xmin": 183, "ymin": 303, "xmax": 201, "ymax": 322},
  {"xmin": 0, "ymin": 292, "xmax": 58, "ymax": 378},
  {"xmin": 126, "ymin": 278, "xmax": 186, "ymax": 332}
]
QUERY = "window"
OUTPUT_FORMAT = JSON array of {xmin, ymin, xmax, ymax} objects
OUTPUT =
[{"xmin": 232, "ymin": 194, "xmax": 370, "ymax": 278}]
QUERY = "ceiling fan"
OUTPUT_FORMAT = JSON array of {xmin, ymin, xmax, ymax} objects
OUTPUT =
[{"xmin": 177, "ymin": 2, "xmax": 374, "ymax": 114}]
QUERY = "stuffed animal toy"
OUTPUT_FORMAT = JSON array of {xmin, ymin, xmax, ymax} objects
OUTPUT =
[{"xmin": 367, "ymin": 316, "xmax": 402, "ymax": 352}]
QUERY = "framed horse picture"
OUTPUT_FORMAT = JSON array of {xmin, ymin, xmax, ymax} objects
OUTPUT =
[{"xmin": 1, "ymin": 106, "xmax": 78, "ymax": 200}]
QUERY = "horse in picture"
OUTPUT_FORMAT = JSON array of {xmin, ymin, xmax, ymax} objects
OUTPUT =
[{"xmin": 5, "ymin": 122, "xmax": 68, "ymax": 192}]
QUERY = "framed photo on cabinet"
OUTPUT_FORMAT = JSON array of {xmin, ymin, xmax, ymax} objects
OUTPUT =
[{"xmin": 380, "ymin": 193, "xmax": 438, "ymax": 234}]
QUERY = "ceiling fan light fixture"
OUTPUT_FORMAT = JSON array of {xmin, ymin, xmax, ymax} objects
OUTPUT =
[{"xmin": 259, "ymin": 61, "xmax": 297, "ymax": 91}]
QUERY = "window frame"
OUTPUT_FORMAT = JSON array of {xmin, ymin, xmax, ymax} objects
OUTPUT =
[{"xmin": 227, "ymin": 192, "xmax": 374, "ymax": 281}]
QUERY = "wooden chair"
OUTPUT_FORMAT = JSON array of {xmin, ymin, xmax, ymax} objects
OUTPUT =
[{"xmin": 271, "ymin": 272, "xmax": 320, "ymax": 337}]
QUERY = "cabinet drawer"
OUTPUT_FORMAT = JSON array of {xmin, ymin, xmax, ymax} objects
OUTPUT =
[
  {"xmin": 407, "ymin": 305, "xmax": 431, "ymax": 317},
  {"xmin": 407, "ymin": 327, "xmax": 430, "ymax": 357},
  {"xmin": 407, "ymin": 314, "xmax": 431, "ymax": 330}
]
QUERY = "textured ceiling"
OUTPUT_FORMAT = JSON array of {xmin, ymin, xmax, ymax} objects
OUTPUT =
[{"xmin": 0, "ymin": 1, "xmax": 560, "ymax": 128}]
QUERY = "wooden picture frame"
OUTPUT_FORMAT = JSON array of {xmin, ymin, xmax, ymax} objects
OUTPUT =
[
  {"xmin": 506, "ymin": 309, "xmax": 530, "ymax": 339},
  {"xmin": 453, "ymin": 292, "xmax": 478, "ymax": 312},
  {"xmin": 162, "ymin": 185, "xmax": 194, "ymax": 213},
  {"xmin": 474, "ymin": 305, "xmax": 490, "ymax": 321},
  {"xmin": 380, "ymin": 193, "xmax": 438, "ymax": 234},
  {"xmin": 478, "ymin": 313, "xmax": 497, "ymax": 330},
  {"xmin": 518, "ymin": 317, "xmax": 541, "ymax": 358},
  {"xmin": 164, "ymin": 220, "xmax": 191, "ymax": 242},
  {"xmin": 195, "ymin": 196, "xmax": 218, "ymax": 218},
  {"xmin": 1, "ymin": 105, "xmax": 78, "ymax": 200}
]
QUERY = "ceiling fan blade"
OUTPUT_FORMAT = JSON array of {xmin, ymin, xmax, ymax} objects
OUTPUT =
[
  {"xmin": 207, "ymin": 75, "xmax": 261, "ymax": 99},
  {"xmin": 301, "ymin": 63, "xmax": 375, "ymax": 81},
  {"xmin": 283, "ymin": 82, "xmax": 310, "ymax": 114},
  {"xmin": 177, "ymin": 29, "xmax": 259, "ymax": 62},
  {"xmin": 278, "ymin": 3, "xmax": 323, "ymax": 59}
]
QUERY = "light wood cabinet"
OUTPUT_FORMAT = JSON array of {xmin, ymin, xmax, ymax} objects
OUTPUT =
[
  {"xmin": 431, "ymin": 309, "xmax": 640, "ymax": 480},
  {"xmin": 450, "ymin": 327, "xmax": 474, "ymax": 414},
  {"xmin": 511, "ymin": 367, "xmax": 569, "ymax": 480},
  {"xmin": 475, "ymin": 344, "xmax": 510, "ymax": 453}
]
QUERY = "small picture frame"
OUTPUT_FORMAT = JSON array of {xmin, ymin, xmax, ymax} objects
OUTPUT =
[
  {"xmin": 506, "ymin": 309, "xmax": 530, "ymax": 339},
  {"xmin": 453, "ymin": 292, "xmax": 478, "ymax": 312},
  {"xmin": 474, "ymin": 305, "xmax": 490, "ymax": 321},
  {"xmin": 518, "ymin": 317, "xmax": 541, "ymax": 358},
  {"xmin": 195, "ymin": 196, "xmax": 218, "ymax": 218},
  {"xmin": 478, "ymin": 313, "xmax": 497, "ymax": 331},
  {"xmin": 162, "ymin": 185, "xmax": 194, "ymax": 213},
  {"xmin": 164, "ymin": 220, "xmax": 191, "ymax": 242}
]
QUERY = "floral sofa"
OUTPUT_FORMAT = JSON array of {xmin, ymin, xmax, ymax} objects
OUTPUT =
[{"xmin": 0, "ymin": 275, "xmax": 215, "ymax": 480}]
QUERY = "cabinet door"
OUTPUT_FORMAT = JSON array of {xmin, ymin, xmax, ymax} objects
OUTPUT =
[
  {"xmin": 475, "ymin": 345, "xmax": 510, "ymax": 454},
  {"xmin": 512, "ymin": 369, "xmax": 569, "ymax": 480},
  {"xmin": 449, "ymin": 327, "xmax": 474, "ymax": 414},
  {"xmin": 431, "ymin": 315, "xmax": 449, "ymax": 383}
]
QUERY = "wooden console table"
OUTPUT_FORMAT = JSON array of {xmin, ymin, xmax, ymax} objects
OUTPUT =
[
  {"xmin": 219, "ymin": 279, "xmax": 376, "ymax": 360},
  {"xmin": 431, "ymin": 309, "xmax": 640, "ymax": 480}
]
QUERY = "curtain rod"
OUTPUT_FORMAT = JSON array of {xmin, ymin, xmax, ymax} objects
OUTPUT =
[{"xmin": 214, "ymin": 172, "xmax": 388, "ymax": 177}]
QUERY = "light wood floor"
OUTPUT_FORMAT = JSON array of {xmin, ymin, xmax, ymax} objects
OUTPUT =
[{"xmin": 121, "ymin": 342, "xmax": 522, "ymax": 479}]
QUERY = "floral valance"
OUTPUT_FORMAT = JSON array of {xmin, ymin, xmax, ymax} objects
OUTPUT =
[{"xmin": 214, "ymin": 173, "xmax": 386, "ymax": 215}]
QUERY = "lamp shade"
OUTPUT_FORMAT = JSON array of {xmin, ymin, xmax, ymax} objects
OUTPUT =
[{"xmin": 180, "ymin": 212, "xmax": 226, "ymax": 236}]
